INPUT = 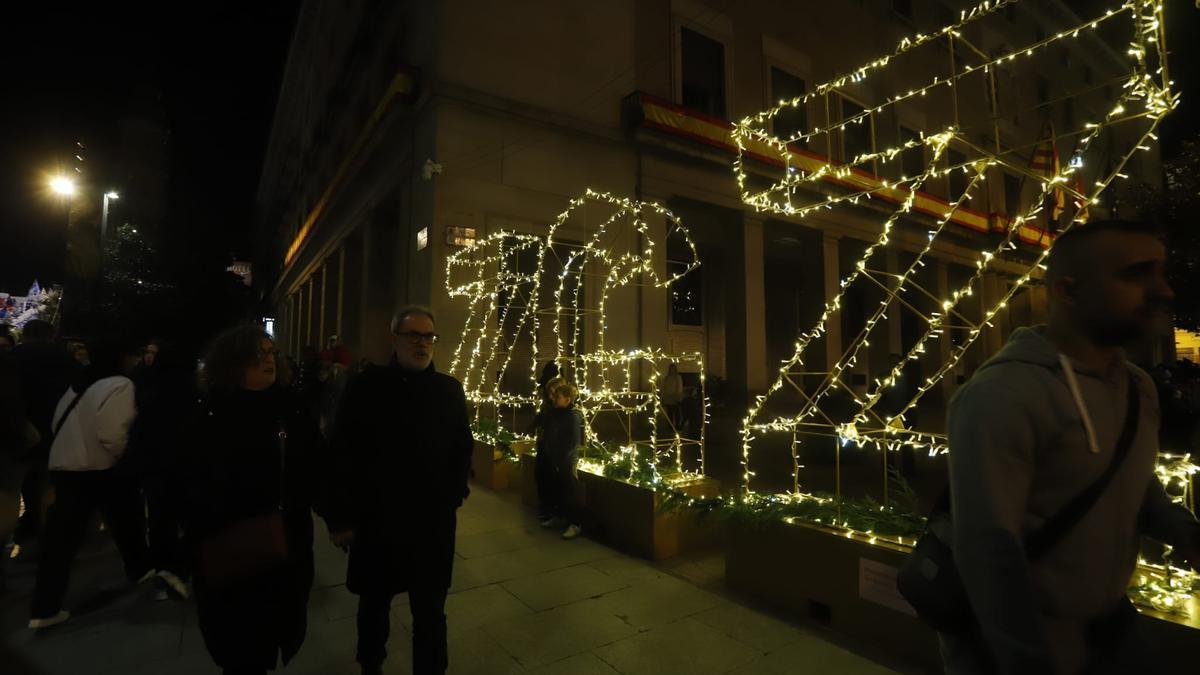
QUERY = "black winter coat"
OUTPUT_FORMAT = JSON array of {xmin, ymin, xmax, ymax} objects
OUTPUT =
[
  {"xmin": 177, "ymin": 387, "xmax": 323, "ymax": 671},
  {"xmin": 326, "ymin": 361, "xmax": 473, "ymax": 595}
]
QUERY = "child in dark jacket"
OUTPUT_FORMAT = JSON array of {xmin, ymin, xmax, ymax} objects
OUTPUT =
[{"xmin": 540, "ymin": 377, "xmax": 583, "ymax": 539}]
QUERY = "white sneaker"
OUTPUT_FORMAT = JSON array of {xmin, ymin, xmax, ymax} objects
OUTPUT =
[
  {"xmin": 561, "ymin": 524, "xmax": 582, "ymax": 540},
  {"xmin": 135, "ymin": 569, "xmax": 158, "ymax": 585},
  {"xmin": 157, "ymin": 570, "xmax": 189, "ymax": 600},
  {"xmin": 29, "ymin": 610, "xmax": 70, "ymax": 630},
  {"xmin": 539, "ymin": 517, "xmax": 557, "ymax": 528}
]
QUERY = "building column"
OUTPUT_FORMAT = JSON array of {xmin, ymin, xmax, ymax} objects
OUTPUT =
[
  {"xmin": 981, "ymin": 273, "xmax": 1005, "ymax": 358},
  {"xmin": 743, "ymin": 216, "xmax": 768, "ymax": 396},
  {"xmin": 337, "ymin": 246, "xmax": 346, "ymax": 340},
  {"xmin": 822, "ymin": 234, "xmax": 842, "ymax": 375},
  {"xmin": 305, "ymin": 276, "xmax": 315, "ymax": 348},
  {"xmin": 318, "ymin": 263, "xmax": 328, "ymax": 348},
  {"xmin": 639, "ymin": 206, "xmax": 669, "ymax": 387},
  {"xmin": 885, "ymin": 251, "xmax": 903, "ymax": 356},
  {"xmin": 936, "ymin": 262, "xmax": 956, "ymax": 401},
  {"xmin": 362, "ymin": 211, "xmax": 399, "ymax": 364}
]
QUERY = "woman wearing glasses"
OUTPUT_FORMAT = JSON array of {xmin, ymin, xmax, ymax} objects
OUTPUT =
[{"xmin": 179, "ymin": 325, "xmax": 324, "ymax": 675}]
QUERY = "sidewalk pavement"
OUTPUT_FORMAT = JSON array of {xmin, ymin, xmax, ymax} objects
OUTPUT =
[{"xmin": 1, "ymin": 486, "xmax": 912, "ymax": 674}]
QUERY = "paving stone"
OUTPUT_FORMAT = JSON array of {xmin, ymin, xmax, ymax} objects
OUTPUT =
[
  {"xmin": 484, "ymin": 599, "xmax": 638, "ymax": 668},
  {"xmin": 592, "ymin": 618, "xmax": 760, "ymax": 675},
  {"xmin": 501, "ymin": 564, "xmax": 630, "ymax": 611}
]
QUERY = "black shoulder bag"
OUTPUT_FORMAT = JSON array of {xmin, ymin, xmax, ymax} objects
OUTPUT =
[{"xmin": 897, "ymin": 369, "xmax": 1140, "ymax": 634}]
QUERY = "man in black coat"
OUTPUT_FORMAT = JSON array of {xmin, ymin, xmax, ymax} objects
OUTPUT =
[{"xmin": 326, "ymin": 305, "xmax": 473, "ymax": 675}]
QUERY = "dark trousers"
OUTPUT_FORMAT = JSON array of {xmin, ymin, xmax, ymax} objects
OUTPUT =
[
  {"xmin": 30, "ymin": 470, "xmax": 152, "ymax": 618},
  {"xmin": 357, "ymin": 586, "xmax": 450, "ymax": 674},
  {"xmin": 145, "ymin": 483, "xmax": 185, "ymax": 577},
  {"xmin": 534, "ymin": 450, "xmax": 555, "ymax": 519},
  {"xmin": 17, "ymin": 447, "xmax": 49, "ymax": 536},
  {"xmin": 542, "ymin": 458, "xmax": 580, "ymax": 524}
]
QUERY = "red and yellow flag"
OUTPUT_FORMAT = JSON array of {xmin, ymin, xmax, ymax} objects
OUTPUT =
[{"xmin": 1030, "ymin": 132, "xmax": 1067, "ymax": 221}]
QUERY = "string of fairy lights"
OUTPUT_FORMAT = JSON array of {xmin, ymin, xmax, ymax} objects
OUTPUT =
[
  {"xmin": 443, "ymin": 0, "xmax": 1194, "ymax": 616},
  {"xmin": 735, "ymin": 0, "xmax": 1175, "ymax": 496},
  {"xmin": 446, "ymin": 190, "xmax": 708, "ymax": 479}
]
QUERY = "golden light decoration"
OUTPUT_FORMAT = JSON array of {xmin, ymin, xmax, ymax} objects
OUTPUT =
[
  {"xmin": 445, "ymin": 190, "xmax": 708, "ymax": 480},
  {"xmin": 733, "ymin": 0, "xmax": 1175, "ymax": 506}
]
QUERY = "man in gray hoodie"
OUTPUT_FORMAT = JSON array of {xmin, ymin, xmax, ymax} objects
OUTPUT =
[{"xmin": 943, "ymin": 220, "xmax": 1200, "ymax": 674}]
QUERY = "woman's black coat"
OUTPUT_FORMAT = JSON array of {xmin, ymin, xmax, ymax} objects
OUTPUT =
[
  {"xmin": 177, "ymin": 386, "xmax": 323, "ymax": 670},
  {"xmin": 325, "ymin": 361, "xmax": 473, "ymax": 596}
]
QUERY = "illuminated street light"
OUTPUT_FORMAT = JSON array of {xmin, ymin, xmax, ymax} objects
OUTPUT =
[{"xmin": 50, "ymin": 176, "xmax": 76, "ymax": 196}]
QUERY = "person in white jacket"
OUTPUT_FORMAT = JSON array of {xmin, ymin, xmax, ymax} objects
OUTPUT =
[{"xmin": 29, "ymin": 338, "xmax": 154, "ymax": 630}]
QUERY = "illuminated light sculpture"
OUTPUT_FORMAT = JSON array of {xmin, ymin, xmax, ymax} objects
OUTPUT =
[
  {"xmin": 446, "ymin": 190, "xmax": 708, "ymax": 480},
  {"xmin": 725, "ymin": 0, "xmax": 1189, "ymax": 614}
]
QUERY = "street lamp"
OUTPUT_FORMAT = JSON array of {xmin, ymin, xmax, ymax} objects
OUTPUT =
[
  {"xmin": 50, "ymin": 176, "xmax": 76, "ymax": 197},
  {"xmin": 102, "ymin": 191, "xmax": 119, "ymax": 241}
]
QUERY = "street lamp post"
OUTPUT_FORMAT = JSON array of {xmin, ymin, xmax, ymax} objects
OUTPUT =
[
  {"xmin": 50, "ymin": 175, "xmax": 76, "ymax": 229},
  {"xmin": 101, "ymin": 191, "xmax": 119, "ymax": 242}
]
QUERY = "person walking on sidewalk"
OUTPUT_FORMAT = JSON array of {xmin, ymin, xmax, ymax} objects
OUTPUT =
[
  {"xmin": 28, "ymin": 338, "xmax": 153, "ymax": 629},
  {"xmin": 539, "ymin": 377, "xmax": 584, "ymax": 539},
  {"xmin": 12, "ymin": 319, "xmax": 77, "ymax": 543},
  {"xmin": 129, "ymin": 340, "xmax": 195, "ymax": 600},
  {"xmin": 941, "ymin": 220, "xmax": 1200, "ymax": 674},
  {"xmin": 179, "ymin": 325, "xmax": 323, "ymax": 675},
  {"xmin": 326, "ymin": 305, "xmax": 473, "ymax": 675}
]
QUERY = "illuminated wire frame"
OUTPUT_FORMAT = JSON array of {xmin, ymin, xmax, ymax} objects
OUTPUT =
[
  {"xmin": 733, "ymin": 0, "xmax": 1175, "ymax": 512},
  {"xmin": 446, "ymin": 190, "xmax": 709, "ymax": 480},
  {"xmin": 447, "ymin": 231, "xmax": 547, "ymax": 425}
]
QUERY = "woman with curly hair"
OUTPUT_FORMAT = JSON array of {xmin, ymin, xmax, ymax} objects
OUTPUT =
[{"xmin": 179, "ymin": 325, "xmax": 323, "ymax": 675}]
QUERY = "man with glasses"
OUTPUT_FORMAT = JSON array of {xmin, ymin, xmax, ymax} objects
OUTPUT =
[{"xmin": 325, "ymin": 305, "xmax": 474, "ymax": 675}]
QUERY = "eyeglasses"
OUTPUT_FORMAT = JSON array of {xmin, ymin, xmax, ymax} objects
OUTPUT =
[{"xmin": 395, "ymin": 331, "xmax": 439, "ymax": 345}]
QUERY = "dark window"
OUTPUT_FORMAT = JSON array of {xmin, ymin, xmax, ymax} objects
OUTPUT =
[
  {"xmin": 840, "ymin": 96, "xmax": 873, "ymax": 164},
  {"xmin": 1036, "ymin": 76, "xmax": 1049, "ymax": 106},
  {"xmin": 947, "ymin": 148, "xmax": 969, "ymax": 201},
  {"xmin": 681, "ymin": 27, "xmax": 726, "ymax": 118},
  {"xmin": 899, "ymin": 125, "xmax": 925, "ymax": 178},
  {"xmin": 770, "ymin": 67, "xmax": 808, "ymax": 145},
  {"xmin": 892, "ymin": 0, "xmax": 912, "ymax": 21},
  {"xmin": 669, "ymin": 260, "xmax": 703, "ymax": 326},
  {"xmin": 1004, "ymin": 173, "xmax": 1022, "ymax": 217},
  {"xmin": 496, "ymin": 237, "xmax": 538, "ymax": 327},
  {"xmin": 1065, "ymin": 98, "xmax": 1075, "ymax": 129},
  {"xmin": 1005, "ymin": 4, "xmax": 1017, "ymax": 21},
  {"xmin": 1083, "ymin": 66, "xmax": 1093, "ymax": 85},
  {"xmin": 1059, "ymin": 49, "xmax": 1071, "ymax": 67}
]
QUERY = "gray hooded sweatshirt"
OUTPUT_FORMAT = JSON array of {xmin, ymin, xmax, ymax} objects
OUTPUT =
[{"xmin": 946, "ymin": 326, "xmax": 1199, "ymax": 674}]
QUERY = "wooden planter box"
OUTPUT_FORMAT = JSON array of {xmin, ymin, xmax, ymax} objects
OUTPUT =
[
  {"xmin": 726, "ymin": 521, "xmax": 1200, "ymax": 672},
  {"xmin": 471, "ymin": 440, "xmax": 534, "ymax": 491},
  {"xmin": 726, "ymin": 520, "xmax": 940, "ymax": 670},
  {"xmin": 580, "ymin": 472, "xmax": 722, "ymax": 561}
]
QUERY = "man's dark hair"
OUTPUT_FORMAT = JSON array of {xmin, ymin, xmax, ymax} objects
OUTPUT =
[
  {"xmin": 21, "ymin": 319, "xmax": 55, "ymax": 344},
  {"xmin": 202, "ymin": 324, "xmax": 272, "ymax": 394},
  {"xmin": 1044, "ymin": 219, "xmax": 1163, "ymax": 285},
  {"xmin": 390, "ymin": 305, "xmax": 436, "ymax": 334}
]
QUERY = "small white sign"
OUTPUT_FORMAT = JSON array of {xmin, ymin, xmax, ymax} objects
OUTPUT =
[
  {"xmin": 417, "ymin": 227, "xmax": 429, "ymax": 251},
  {"xmin": 858, "ymin": 558, "xmax": 916, "ymax": 617}
]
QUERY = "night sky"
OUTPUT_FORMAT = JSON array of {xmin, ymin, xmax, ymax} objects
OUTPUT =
[
  {"xmin": 0, "ymin": 2, "xmax": 1196, "ymax": 297},
  {"xmin": 0, "ymin": 3, "xmax": 297, "ymax": 292}
]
